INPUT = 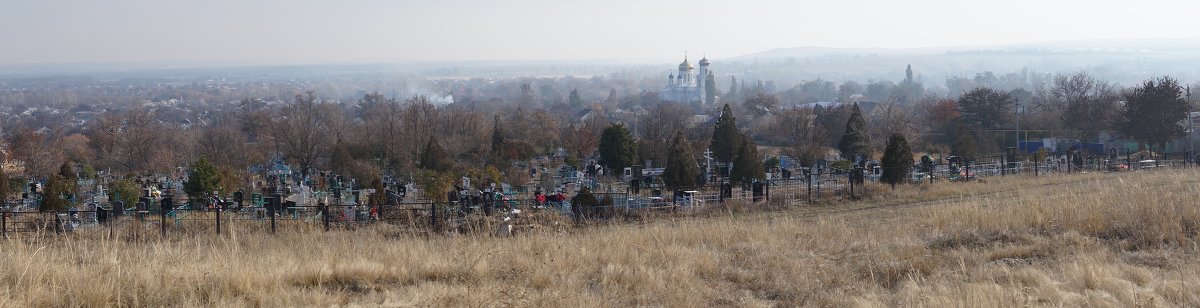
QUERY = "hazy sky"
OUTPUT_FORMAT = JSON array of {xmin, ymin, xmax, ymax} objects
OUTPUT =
[{"xmin": 3, "ymin": 0, "xmax": 1200, "ymax": 65}]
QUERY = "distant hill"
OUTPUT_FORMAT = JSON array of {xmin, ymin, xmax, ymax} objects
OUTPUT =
[
  {"xmin": 717, "ymin": 38, "xmax": 1200, "ymax": 87},
  {"xmin": 730, "ymin": 38, "xmax": 1200, "ymax": 60}
]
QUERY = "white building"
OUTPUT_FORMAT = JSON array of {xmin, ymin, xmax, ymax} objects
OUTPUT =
[{"xmin": 658, "ymin": 56, "xmax": 709, "ymax": 104}]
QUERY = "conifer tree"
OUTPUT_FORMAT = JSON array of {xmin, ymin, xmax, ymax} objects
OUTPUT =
[
  {"xmin": 705, "ymin": 71, "xmax": 719, "ymax": 104},
  {"xmin": 58, "ymin": 162, "xmax": 76, "ymax": 184},
  {"xmin": 598, "ymin": 123, "xmax": 637, "ymax": 172},
  {"xmin": 490, "ymin": 115, "xmax": 505, "ymax": 156},
  {"xmin": 108, "ymin": 178, "xmax": 140, "ymax": 209},
  {"xmin": 57, "ymin": 162, "xmax": 78, "ymax": 197},
  {"xmin": 727, "ymin": 76, "xmax": 739, "ymax": 101},
  {"xmin": 951, "ymin": 123, "xmax": 977, "ymax": 159},
  {"xmin": 881, "ymin": 133, "xmax": 914, "ymax": 187},
  {"xmin": 570, "ymin": 186, "xmax": 599, "ymax": 222},
  {"xmin": 330, "ymin": 139, "xmax": 354, "ymax": 175},
  {"xmin": 184, "ymin": 157, "xmax": 221, "ymax": 205},
  {"xmin": 662, "ymin": 132, "xmax": 699, "ymax": 187},
  {"xmin": 730, "ymin": 135, "xmax": 765, "ymax": 183},
  {"xmin": 420, "ymin": 136, "xmax": 451, "ymax": 172},
  {"xmin": 0, "ymin": 166, "xmax": 9, "ymax": 202},
  {"xmin": 837, "ymin": 103, "xmax": 872, "ymax": 161},
  {"xmin": 569, "ymin": 89, "xmax": 582, "ymax": 108},
  {"xmin": 710, "ymin": 104, "xmax": 740, "ymax": 164},
  {"xmin": 41, "ymin": 175, "xmax": 72, "ymax": 212},
  {"xmin": 904, "ymin": 64, "xmax": 914, "ymax": 84}
]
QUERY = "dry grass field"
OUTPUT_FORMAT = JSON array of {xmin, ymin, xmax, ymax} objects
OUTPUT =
[{"xmin": 3, "ymin": 169, "xmax": 1200, "ymax": 307}]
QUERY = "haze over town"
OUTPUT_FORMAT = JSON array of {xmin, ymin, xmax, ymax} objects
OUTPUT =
[
  {"xmin": 3, "ymin": 0, "xmax": 1200, "ymax": 65},
  {"xmin": 5, "ymin": 1, "xmax": 1200, "ymax": 307}
]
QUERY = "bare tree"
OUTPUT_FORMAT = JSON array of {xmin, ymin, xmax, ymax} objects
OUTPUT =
[
  {"xmin": 869, "ymin": 102, "xmax": 918, "ymax": 150},
  {"xmin": 773, "ymin": 107, "xmax": 827, "ymax": 168},
  {"xmin": 1051, "ymin": 72, "xmax": 1120, "ymax": 134},
  {"xmin": 636, "ymin": 102, "xmax": 691, "ymax": 166},
  {"xmin": 529, "ymin": 109, "xmax": 561, "ymax": 153},
  {"xmin": 196, "ymin": 119, "xmax": 250, "ymax": 170},
  {"xmin": 271, "ymin": 91, "xmax": 331, "ymax": 178},
  {"xmin": 560, "ymin": 122, "xmax": 601, "ymax": 159},
  {"xmin": 5, "ymin": 126, "xmax": 66, "ymax": 178},
  {"xmin": 88, "ymin": 108, "xmax": 169, "ymax": 174},
  {"xmin": 361, "ymin": 93, "xmax": 405, "ymax": 170},
  {"xmin": 399, "ymin": 96, "xmax": 441, "ymax": 163}
]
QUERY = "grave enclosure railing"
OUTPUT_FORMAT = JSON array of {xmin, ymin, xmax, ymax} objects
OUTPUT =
[{"xmin": 2, "ymin": 152, "xmax": 1197, "ymax": 239}]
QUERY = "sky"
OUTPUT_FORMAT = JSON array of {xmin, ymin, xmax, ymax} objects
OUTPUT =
[{"xmin": 3, "ymin": 0, "xmax": 1200, "ymax": 65}]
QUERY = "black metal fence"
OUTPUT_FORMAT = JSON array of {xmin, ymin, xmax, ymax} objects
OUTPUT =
[{"xmin": 3, "ymin": 151, "xmax": 1197, "ymax": 239}]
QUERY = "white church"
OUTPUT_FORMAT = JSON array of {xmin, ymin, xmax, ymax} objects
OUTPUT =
[{"xmin": 658, "ymin": 56, "xmax": 710, "ymax": 104}]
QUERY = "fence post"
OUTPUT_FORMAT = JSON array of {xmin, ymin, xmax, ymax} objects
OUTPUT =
[
  {"xmin": 765, "ymin": 179, "xmax": 770, "ymax": 202},
  {"xmin": 848, "ymin": 171, "xmax": 855, "ymax": 199},
  {"xmin": 269, "ymin": 194, "xmax": 279, "ymax": 234},
  {"xmin": 807, "ymin": 173, "xmax": 812, "ymax": 203},
  {"xmin": 321, "ymin": 203, "xmax": 329, "ymax": 232},
  {"xmin": 159, "ymin": 209, "xmax": 166, "ymax": 237},
  {"xmin": 215, "ymin": 204, "xmax": 221, "ymax": 235},
  {"xmin": 160, "ymin": 195, "xmax": 172, "ymax": 237},
  {"xmin": 429, "ymin": 202, "xmax": 437, "ymax": 231},
  {"xmin": 815, "ymin": 170, "xmax": 821, "ymax": 200}
]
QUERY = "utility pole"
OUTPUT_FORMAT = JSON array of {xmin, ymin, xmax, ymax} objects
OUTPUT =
[
  {"xmin": 1188, "ymin": 86, "xmax": 1193, "ymax": 165},
  {"xmin": 1015, "ymin": 98, "xmax": 1022, "ymax": 154}
]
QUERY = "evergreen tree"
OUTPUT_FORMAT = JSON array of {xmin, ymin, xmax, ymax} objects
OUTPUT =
[
  {"xmin": 730, "ymin": 135, "xmax": 765, "ymax": 183},
  {"xmin": 569, "ymin": 89, "xmax": 582, "ymax": 108},
  {"xmin": 330, "ymin": 139, "xmax": 354, "ymax": 175},
  {"xmin": 81, "ymin": 164, "xmax": 97, "ymax": 180},
  {"xmin": 56, "ymin": 162, "xmax": 78, "ymax": 200},
  {"xmin": 41, "ymin": 175, "xmax": 72, "ymax": 212},
  {"xmin": 570, "ymin": 186, "xmax": 599, "ymax": 221},
  {"xmin": 369, "ymin": 178, "xmax": 386, "ymax": 206},
  {"xmin": 1120, "ymin": 76, "xmax": 1189, "ymax": 150},
  {"xmin": 880, "ymin": 134, "xmax": 914, "ymax": 187},
  {"xmin": 951, "ymin": 123, "xmax": 977, "ymax": 159},
  {"xmin": 661, "ymin": 132, "xmax": 699, "ymax": 187},
  {"xmin": 705, "ymin": 71, "xmax": 719, "ymax": 104},
  {"xmin": 420, "ymin": 136, "xmax": 452, "ymax": 172},
  {"xmin": 59, "ymin": 162, "xmax": 76, "ymax": 184},
  {"xmin": 727, "ymin": 76, "xmax": 739, "ymax": 101},
  {"xmin": 184, "ymin": 157, "xmax": 221, "ymax": 205},
  {"xmin": 518, "ymin": 83, "xmax": 536, "ymax": 107},
  {"xmin": 598, "ymin": 123, "xmax": 638, "ymax": 172},
  {"xmin": 0, "ymin": 166, "xmax": 9, "ymax": 202},
  {"xmin": 837, "ymin": 103, "xmax": 872, "ymax": 161},
  {"xmin": 414, "ymin": 170, "xmax": 454, "ymax": 202},
  {"xmin": 490, "ymin": 115, "xmax": 505, "ymax": 155},
  {"xmin": 710, "ymin": 104, "xmax": 740, "ymax": 164},
  {"xmin": 108, "ymin": 178, "xmax": 140, "ymax": 209},
  {"xmin": 904, "ymin": 64, "xmax": 914, "ymax": 84}
]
